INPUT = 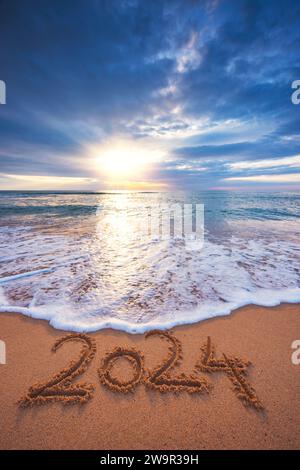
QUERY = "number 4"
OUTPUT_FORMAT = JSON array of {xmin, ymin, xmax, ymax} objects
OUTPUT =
[{"xmin": 195, "ymin": 337, "xmax": 264, "ymax": 411}]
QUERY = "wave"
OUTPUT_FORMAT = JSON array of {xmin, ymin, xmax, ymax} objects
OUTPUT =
[
  {"xmin": 0, "ymin": 287, "xmax": 299, "ymax": 334},
  {"xmin": 0, "ymin": 192, "xmax": 299, "ymax": 334}
]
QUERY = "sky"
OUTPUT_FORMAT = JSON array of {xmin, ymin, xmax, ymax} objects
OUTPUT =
[{"xmin": 0, "ymin": 0, "xmax": 300, "ymax": 191}]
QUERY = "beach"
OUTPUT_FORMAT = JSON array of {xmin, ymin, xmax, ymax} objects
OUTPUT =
[
  {"xmin": 0, "ymin": 303, "xmax": 299, "ymax": 450},
  {"xmin": 1, "ymin": 0, "xmax": 300, "ymax": 458}
]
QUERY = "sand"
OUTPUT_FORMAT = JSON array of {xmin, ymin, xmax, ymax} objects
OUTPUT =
[{"xmin": 0, "ymin": 303, "xmax": 299, "ymax": 450}]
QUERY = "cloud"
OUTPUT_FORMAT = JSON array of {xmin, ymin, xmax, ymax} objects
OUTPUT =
[
  {"xmin": 0, "ymin": 173, "xmax": 98, "ymax": 190},
  {"xmin": 0, "ymin": 0, "xmax": 300, "ymax": 189},
  {"xmin": 227, "ymin": 155, "xmax": 300, "ymax": 170},
  {"xmin": 225, "ymin": 173, "xmax": 300, "ymax": 183}
]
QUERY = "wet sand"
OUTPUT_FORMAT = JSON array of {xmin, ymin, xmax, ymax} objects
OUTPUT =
[{"xmin": 0, "ymin": 303, "xmax": 299, "ymax": 449}]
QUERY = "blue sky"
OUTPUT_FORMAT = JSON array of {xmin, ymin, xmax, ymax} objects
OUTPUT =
[{"xmin": 0, "ymin": 0, "xmax": 300, "ymax": 190}]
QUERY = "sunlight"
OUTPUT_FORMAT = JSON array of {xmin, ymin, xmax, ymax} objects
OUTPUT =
[
  {"xmin": 100, "ymin": 147, "xmax": 143, "ymax": 178},
  {"xmin": 92, "ymin": 139, "xmax": 164, "ymax": 184}
]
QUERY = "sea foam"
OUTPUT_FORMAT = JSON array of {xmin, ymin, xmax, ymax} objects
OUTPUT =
[{"xmin": 0, "ymin": 192, "xmax": 299, "ymax": 333}]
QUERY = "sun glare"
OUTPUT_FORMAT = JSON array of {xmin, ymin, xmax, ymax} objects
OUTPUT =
[
  {"xmin": 93, "ymin": 139, "xmax": 163, "ymax": 185},
  {"xmin": 100, "ymin": 147, "xmax": 144, "ymax": 178}
]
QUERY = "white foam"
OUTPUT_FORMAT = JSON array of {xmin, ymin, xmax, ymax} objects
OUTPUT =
[
  {"xmin": 0, "ymin": 286, "xmax": 9, "ymax": 306},
  {"xmin": 0, "ymin": 287, "xmax": 299, "ymax": 333},
  {"xmin": 0, "ymin": 195, "xmax": 299, "ymax": 334},
  {"xmin": 0, "ymin": 267, "xmax": 56, "ymax": 283}
]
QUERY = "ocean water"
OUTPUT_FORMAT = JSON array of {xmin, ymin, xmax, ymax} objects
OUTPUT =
[{"xmin": 0, "ymin": 191, "xmax": 299, "ymax": 333}]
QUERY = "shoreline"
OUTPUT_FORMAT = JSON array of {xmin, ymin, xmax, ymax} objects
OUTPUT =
[
  {"xmin": 0, "ymin": 303, "xmax": 299, "ymax": 449},
  {"xmin": 1, "ymin": 292, "xmax": 300, "ymax": 334}
]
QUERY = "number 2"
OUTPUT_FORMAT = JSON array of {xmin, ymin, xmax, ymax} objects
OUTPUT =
[{"xmin": 19, "ymin": 333, "xmax": 96, "ymax": 406}]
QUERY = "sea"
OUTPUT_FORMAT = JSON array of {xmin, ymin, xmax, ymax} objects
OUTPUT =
[{"xmin": 0, "ymin": 190, "xmax": 299, "ymax": 333}]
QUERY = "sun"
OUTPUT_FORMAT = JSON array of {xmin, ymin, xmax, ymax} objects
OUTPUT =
[
  {"xmin": 93, "ymin": 139, "xmax": 163, "ymax": 184},
  {"xmin": 99, "ymin": 146, "xmax": 145, "ymax": 179}
]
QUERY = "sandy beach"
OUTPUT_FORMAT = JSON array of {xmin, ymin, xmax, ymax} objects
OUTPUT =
[{"xmin": 0, "ymin": 303, "xmax": 299, "ymax": 450}]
